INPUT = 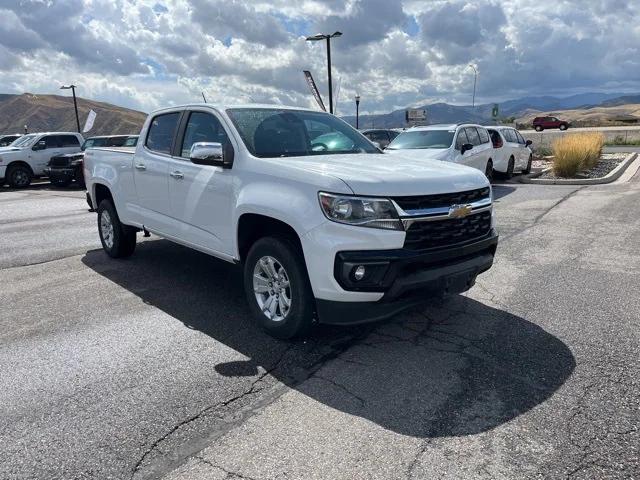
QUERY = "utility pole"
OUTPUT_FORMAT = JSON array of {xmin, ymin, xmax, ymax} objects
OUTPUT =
[
  {"xmin": 355, "ymin": 94, "xmax": 360, "ymax": 129},
  {"xmin": 305, "ymin": 31, "xmax": 342, "ymax": 114},
  {"xmin": 467, "ymin": 65, "xmax": 477, "ymax": 108}
]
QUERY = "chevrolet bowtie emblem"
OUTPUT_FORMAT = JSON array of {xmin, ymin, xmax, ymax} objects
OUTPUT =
[{"xmin": 448, "ymin": 204, "xmax": 473, "ymax": 219}]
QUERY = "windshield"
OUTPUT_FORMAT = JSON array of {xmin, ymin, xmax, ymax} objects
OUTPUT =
[
  {"xmin": 11, "ymin": 134, "xmax": 37, "ymax": 148},
  {"xmin": 387, "ymin": 130, "xmax": 455, "ymax": 150},
  {"xmin": 226, "ymin": 108, "xmax": 379, "ymax": 158}
]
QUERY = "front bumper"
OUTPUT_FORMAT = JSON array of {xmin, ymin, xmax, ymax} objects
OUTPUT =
[
  {"xmin": 45, "ymin": 167, "xmax": 76, "ymax": 181},
  {"xmin": 316, "ymin": 230, "xmax": 498, "ymax": 325}
]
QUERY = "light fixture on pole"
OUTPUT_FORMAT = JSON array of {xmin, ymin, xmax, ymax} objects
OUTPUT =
[
  {"xmin": 467, "ymin": 64, "xmax": 477, "ymax": 108},
  {"xmin": 60, "ymin": 85, "xmax": 81, "ymax": 133},
  {"xmin": 305, "ymin": 31, "xmax": 342, "ymax": 114},
  {"xmin": 355, "ymin": 94, "xmax": 360, "ymax": 129}
]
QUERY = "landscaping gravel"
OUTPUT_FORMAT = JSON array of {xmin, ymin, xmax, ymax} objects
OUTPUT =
[{"xmin": 539, "ymin": 153, "xmax": 627, "ymax": 179}]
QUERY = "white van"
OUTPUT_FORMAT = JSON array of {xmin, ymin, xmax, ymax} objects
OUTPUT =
[{"xmin": 385, "ymin": 123, "xmax": 496, "ymax": 180}]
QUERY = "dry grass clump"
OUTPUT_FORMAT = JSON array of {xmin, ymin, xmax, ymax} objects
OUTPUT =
[{"xmin": 552, "ymin": 133, "xmax": 604, "ymax": 177}]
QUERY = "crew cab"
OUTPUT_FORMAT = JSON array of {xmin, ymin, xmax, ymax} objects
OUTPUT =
[
  {"xmin": 0, "ymin": 132, "xmax": 84, "ymax": 187},
  {"xmin": 385, "ymin": 124, "xmax": 496, "ymax": 180},
  {"xmin": 85, "ymin": 104, "xmax": 498, "ymax": 339},
  {"xmin": 47, "ymin": 135, "xmax": 139, "ymax": 188}
]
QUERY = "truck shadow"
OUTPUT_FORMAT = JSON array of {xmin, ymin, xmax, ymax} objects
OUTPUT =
[{"xmin": 82, "ymin": 239, "xmax": 575, "ymax": 438}]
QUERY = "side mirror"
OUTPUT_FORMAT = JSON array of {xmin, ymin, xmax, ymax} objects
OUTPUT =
[
  {"xmin": 525, "ymin": 139, "xmax": 533, "ymax": 146},
  {"xmin": 461, "ymin": 143, "xmax": 474, "ymax": 154},
  {"xmin": 32, "ymin": 140, "xmax": 46, "ymax": 151},
  {"xmin": 189, "ymin": 142, "xmax": 233, "ymax": 169}
]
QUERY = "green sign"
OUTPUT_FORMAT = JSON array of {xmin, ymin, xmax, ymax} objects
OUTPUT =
[{"xmin": 492, "ymin": 104, "xmax": 499, "ymax": 118}]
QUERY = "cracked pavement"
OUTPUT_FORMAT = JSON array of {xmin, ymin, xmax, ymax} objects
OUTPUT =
[{"xmin": 1, "ymin": 171, "xmax": 639, "ymax": 479}]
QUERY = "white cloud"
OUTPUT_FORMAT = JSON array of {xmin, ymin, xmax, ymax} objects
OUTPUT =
[{"xmin": 0, "ymin": 0, "xmax": 638, "ymax": 114}]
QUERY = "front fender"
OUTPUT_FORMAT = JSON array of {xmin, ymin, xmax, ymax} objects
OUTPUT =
[{"xmin": 233, "ymin": 181, "xmax": 327, "ymax": 257}]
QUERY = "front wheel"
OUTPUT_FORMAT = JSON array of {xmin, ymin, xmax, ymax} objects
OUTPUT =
[
  {"xmin": 559, "ymin": 124, "xmax": 567, "ymax": 131},
  {"xmin": 97, "ymin": 199, "xmax": 137, "ymax": 258},
  {"xmin": 6, "ymin": 164, "xmax": 32, "ymax": 188},
  {"xmin": 504, "ymin": 157, "xmax": 515, "ymax": 180},
  {"xmin": 243, "ymin": 236, "xmax": 314, "ymax": 339},
  {"xmin": 484, "ymin": 160, "xmax": 494, "ymax": 182},
  {"xmin": 523, "ymin": 155, "xmax": 532, "ymax": 174}
]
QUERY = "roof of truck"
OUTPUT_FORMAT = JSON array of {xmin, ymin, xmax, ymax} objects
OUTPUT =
[{"xmin": 151, "ymin": 103, "xmax": 317, "ymax": 114}]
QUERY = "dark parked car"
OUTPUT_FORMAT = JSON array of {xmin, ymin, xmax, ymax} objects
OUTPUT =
[
  {"xmin": 361, "ymin": 128, "xmax": 401, "ymax": 148},
  {"xmin": 0, "ymin": 134, "xmax": 22, "ymax": 147},
  {"xmin": 532, "ymin": 116, "xmax": 570, "ymax": 131},
  {"xmin": 47, "ymin": 135, "xmax": 138, "ymax": 188}
]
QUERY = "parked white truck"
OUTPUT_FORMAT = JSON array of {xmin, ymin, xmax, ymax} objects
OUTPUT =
[
  {"xmin": 0, "ymin": 132, "xmax": 84, "ymax": 187},
  {"xmin": 84, "ymin": 104, "xmax": 498, "ymax": 338}
]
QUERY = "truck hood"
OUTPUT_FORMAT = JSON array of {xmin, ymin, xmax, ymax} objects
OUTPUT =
[
  {"xmin": 281, "ymin": 152, "xmax": 488, "ymax": 196},
  {"xmin": 385, "ymin": 147, "xmax": 451, "ymax": 162}
]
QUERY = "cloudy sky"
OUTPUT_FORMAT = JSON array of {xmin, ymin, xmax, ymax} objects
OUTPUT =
[{"xmin": 0, "ymin": 0, "xmax": 638, "ymax": 114}]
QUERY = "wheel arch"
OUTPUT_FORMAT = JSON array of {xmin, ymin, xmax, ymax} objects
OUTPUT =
[
  {"xmin": 237, "ymin": 213, "xmax": 304, "ymax": 262},
  {"xmin": 6, "ymin": 160, "xmax": 34, "ymax": 176}
]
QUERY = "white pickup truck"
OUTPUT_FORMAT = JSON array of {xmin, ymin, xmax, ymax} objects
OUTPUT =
[{"xmin": 85, "ymin": 104, "xmax": 498, "ymax": 338}]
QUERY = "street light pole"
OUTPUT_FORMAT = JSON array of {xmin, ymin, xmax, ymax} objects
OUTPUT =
[
  {"xmin": 355, "ymin": 94, "xmax": 360, "ymax": 129},
  {"xmin": 305, "ymin": 31, "xmax": 342, "ymax": 114},
  {"xmin": 60, "ymin": 85, "xmax": 81, "ymax": 133},
  {"xmin": 467, "ymin": 65, "xmax": 477, "ymax": 108}
]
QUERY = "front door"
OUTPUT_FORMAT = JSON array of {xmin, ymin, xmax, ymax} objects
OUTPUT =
[
  {"xmin": 132, "ymin": 111, "xmax": 182, "ymax": 233},
  {"xmin": 31, "ymin": 135, "xmax": 64, "ymax": 175},
  {"xmin": 166, "ymin": 110, "xmax": 235, "ymax": 257}
]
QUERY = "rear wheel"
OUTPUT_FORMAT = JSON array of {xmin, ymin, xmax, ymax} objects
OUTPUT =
[
  {"xmin": 243, "ymin": 236, "xmax": 314, "ymax": 339},
  {"xmin": 97, "ymin": 199, "xmax": 137, "ymax": 258},
  {"xmin": 6, "ymin": 164, "xmax": 32, "ymax": 188},
  {"xmin": 523, "ymin": 155, "xmax": 533, "ymax": 174},
  {"xmin": 484, "ymin": 159, "xmax": 494, "ymax": 182},
  {"xmin": 504, "ymin": 157, "xmax": 515, "ymax": 179},
  {"xmin": 535, "ymin": 126, "xmax": 543, "ymax": 132}
]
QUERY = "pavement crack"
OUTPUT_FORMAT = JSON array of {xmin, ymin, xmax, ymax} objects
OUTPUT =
[
  {"xmin": 196, "ymin": 456, "xmax": 263, "ymax": 480},
  {"xmin": 312, "ymin": 374, "xmax": 366, "ymax": 407}
]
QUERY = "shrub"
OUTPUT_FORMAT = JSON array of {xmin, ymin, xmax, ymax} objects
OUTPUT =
[{"xmin": 552, "ymin": 133, "xmax": 604, "ymax": 177}]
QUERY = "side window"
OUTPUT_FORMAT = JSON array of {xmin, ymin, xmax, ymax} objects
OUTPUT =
[
  {"xmin": 388, "ymin": 131, "xmax": 400, "ymax": 140},
  {"xmin": 503, "ymin": 129, "xmax": 514, "ymax": 143},
  {"xmin": 455, "ymin": 129, "xmax": 469, "ymax": 149},
  {"xmin": 146, "ymin": 112, "xmax": 181, "ymax": 155},
  {"xmin": 60, "ymin": 135, "xmax": 80, "ymax": 147},
  {"xmin": 43, "ymin": 136, "xmax": 61, "ymax": 149},
  {"xmin": 515, "ymin": 131, "xmax": 525, "ymax": 144},
  {"xmin": 180, "ymin": 111, "xmax": 230, "ymax": 158},
  {"xmin": 478, "ymin": 128, "xmax": 490, "ymax": 144},
  {"xmin": 465, "ymin": 127, "xmax": 481, "ymax": 146},
  {"xmin": 368, "ymin": 131, "xmax": 390, "ymax": 143}
]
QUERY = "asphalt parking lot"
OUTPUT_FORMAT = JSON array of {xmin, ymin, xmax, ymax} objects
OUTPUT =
[{"xmin": 1, "ymin": 175, "xmax": 639, "ymax": 479}]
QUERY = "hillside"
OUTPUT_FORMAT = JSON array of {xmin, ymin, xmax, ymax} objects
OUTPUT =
[
  {"xmin": 341, "ymin": 92, "xmax": 640, "ymax": 128},
  {"xmin": 0, "ymin": 93, "xmax": 147, "ymax": 136}
]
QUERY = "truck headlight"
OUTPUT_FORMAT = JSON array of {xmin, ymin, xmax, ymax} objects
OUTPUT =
[{"xmin": 318, "ymin": 192, "xmax": 403, "ymax": 230}]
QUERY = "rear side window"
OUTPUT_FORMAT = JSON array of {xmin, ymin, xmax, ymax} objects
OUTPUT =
[
  {"xmin": 477, "ymin": 128, "xmax": 490, "ymax": 144},
  {"xmin": 146, "ymin": 112, "xmax": 181, "ymax": 155},
  {"xmin": 59, "ymin": 135, "xmax": 80, "ymax": 147},
  {"xmin": 43, "ymin": 136, "xmax": 60, "ymax": 148},
  {"xmin": 366, "ymin": 131, "xmax": 390, "ymax": 143},
  {"xmin": 464, "ymin": 127, "xmax": 481, "ymax": 146}
]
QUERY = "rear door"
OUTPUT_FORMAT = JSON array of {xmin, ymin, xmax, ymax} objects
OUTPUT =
[
  {"xmin": 58, "ymin": 135, "xmax": 82, "ymax": 155},
  {"xmin": 460, "ymin": 127, "xmax": 484, "ymax": 170},
  {"xmin": 514, "ymin": 130, "xmax": 529, "ymax": 169},
  {"xmin": 133, "ymin": 111, "xmax": 182, "ymax": 233},
  {"xmin": 166, "ymin": 109, "xmax": 235, "ymax": 256}
]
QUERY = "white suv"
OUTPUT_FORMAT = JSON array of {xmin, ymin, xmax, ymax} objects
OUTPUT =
[
  {"xmin": 0, "ymin": 132, "xmax": 84, "ymax": 187},
  {"xmin": 385, "ymin": 124, "xmax": 495, "ymax": 180},
  {"xmin": 486, "ymin": 126, "xmax": 533, "ymax": 177}
]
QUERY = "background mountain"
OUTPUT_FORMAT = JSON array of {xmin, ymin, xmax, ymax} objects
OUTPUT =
[
  {"xmin": 0, "ymin": 93, "xmax": 146, "ymax": 136},
  {"xmin": 341, "ymin": 92, "xmax": 640, "ymax": 128}
]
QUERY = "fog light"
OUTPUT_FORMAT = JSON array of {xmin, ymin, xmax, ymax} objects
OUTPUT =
[{"xmin": 353, "ymin": 265, "xmax": 366, "ymax": 281}]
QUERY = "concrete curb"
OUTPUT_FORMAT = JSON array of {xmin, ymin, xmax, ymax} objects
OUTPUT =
[{"xmin": 519, "ymin": 152, "xmax": 638, "ymax": 185}]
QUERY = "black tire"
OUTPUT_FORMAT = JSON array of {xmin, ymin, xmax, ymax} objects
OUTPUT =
[
  {"xmin": 51, "ymin": 177, "xmax": 72, "ymax": 187},
  {"xmin": 504, "ymin": 157, "xmax": 515, "ymax": 179},
  {"xmin": 74, "ymin": 167, "xmax": 86, "ymax": 188},
  {"xmin": 523, "ymin": 155, "xmax": 532, "ymax": 174},
  {"xmin": 559, "ymin": 124, "xmax": 567, "ymax": 131},
  {"xmin": 535, "ymin": 126, "xmax": 543, "ymax": 132},
  {"xmin": 243, "ymin": 236, "xmax": 314, "ymax": 339},
  {"xmin": 97, "ymin": 199, "xmax": 137, "ymax": 258},
  {"xmin": 6, "ymin": 164, "xmax": 32, "ymax": 188},
  {"xmin": 484, "ymin": 159, "xmax": 494, "ymax": 182}
]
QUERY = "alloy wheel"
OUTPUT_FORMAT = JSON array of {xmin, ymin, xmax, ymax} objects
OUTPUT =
[
  {"xmin": 253, "ymin": 256, "xmax": 291, "ymax": 322},
  {"xmin": 100, "ymin": 210, "xmax": 115, "ymax": 249}
]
